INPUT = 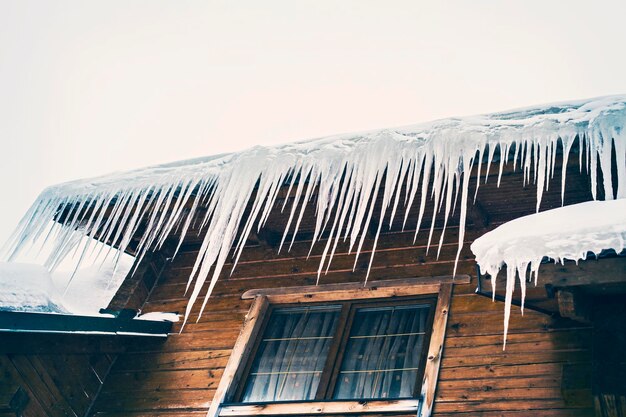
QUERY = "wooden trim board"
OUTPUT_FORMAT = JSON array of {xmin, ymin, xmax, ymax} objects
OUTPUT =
[
  {"xmin": 206, "ymin": 296, "xmax": 269, "ymax": 417},
  {"xmin": 241, "ymin": 275, "xmax": 470, "ymax": 301},
  {"xmin": 220, "ymin": 399, "xmax": 420, "ymax": 415},
  {"xmin": 418, "ymin": 283, "xmax": 452, "ymax": 417}
]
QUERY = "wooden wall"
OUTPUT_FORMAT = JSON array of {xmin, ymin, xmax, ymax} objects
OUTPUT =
[
  {"xmin": 0, "ymin": 334, "xmax": 122, "ymax": 417},
  {"xmin": 88, "ymin": 154, "xmax": 600, "ymax": 417}
]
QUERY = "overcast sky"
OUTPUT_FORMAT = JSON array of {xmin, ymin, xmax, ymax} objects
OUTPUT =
[{"xmin": 1, "ymin": 0, "xmax": 626, "ymax": 246}]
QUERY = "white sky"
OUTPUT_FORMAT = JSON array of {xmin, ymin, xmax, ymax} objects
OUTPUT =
[{"xmin": 1, "ymin": 0, "xmax": 626, "ymax": 245}]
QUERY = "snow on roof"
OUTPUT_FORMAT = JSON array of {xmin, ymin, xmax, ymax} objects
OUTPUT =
[
  {"xmin": 2, "ymin": 95, "xmax": 626, "ymax": 326},
  {"xmin": 471, "ymin": 199, "xmax": 626, "ymax": 346},
  {"xmin": 0, "ymin": 263, "xmax": 69, "ymax": 313},
  {"xmin": 0, "ymin": 254, "xmax": 132, "ymax": 316}
]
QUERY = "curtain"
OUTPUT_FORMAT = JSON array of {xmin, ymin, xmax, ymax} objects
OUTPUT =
[
  {"xmin": 333, "ymin": 304, "xmax": 430, "ymax": 399},
  {"xmin": 241, "ymin": 305, "xmax": 340, "ymax": 402}
]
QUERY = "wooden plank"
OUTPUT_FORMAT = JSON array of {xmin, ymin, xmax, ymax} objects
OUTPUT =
[
  {"xmin": 433, "ymin": 399, "xmax": 589, "ymax": 413},
  {"xmin": 219, "ymin": 400, "xmax": 420, "ymax": 416},
  {"xmin": 0, "ymin": 356, "xmax": 49, "ymax": 417},
  {"xmin": 0, "ymin": 333, "xmax": 126, "ymax": 355},
  {"xmin": 220, "ymin": 244, "xmax": 474, "ymax": 281},
  {"xmin": 443, "ymin": 329, "xmax": 592, "ymax": 351},
  {"xmin": 169, "ymin": 225, "xmax": 479, "ymax": 269},
  {"xmin": 433, "ymin": 409, "xmax": 595, "ymax": 417},
  {"xmin": 436, "ymin": 375, "xmax": 562, "ymax": 391},
  {"xmin": 124, "ymin": 330, "xmax": 239, "ymax": 353},
  {"xmin": 436, "ymin": 386, "xmax": 566, "ymax": 402},
  {"xmin": 94, "ymin": 388, "xmax": 214, "ymax": 412},
  {"xmin": 265, "ymin": 284, "xmax": 441, "ymax": 304},
  {"xmin": 93, "ymin": 412, "xmax": 209, "ymax": 417},
  {"xmin": 8, "ymin": 355, "xmax": 77, "ymax": 417},
  {"xmin": 539, "ymin": 257, "xmax": 626, "ymax": 287},
  {"xmin": 441, "ymin": 350, "xmax": 590, "ymax": 368},
  {"xmin": 9, "ymin": 356, "xmax": 68, "ymax": 417},
  {"xmin": 112, "ymin": 350, "xmax": 231, "ymax": 372},
  {"xmin": 206, "ymin": 296, "xmax": 268, "ymax": 417},
  {"xmin": 38, "ymin": 354, "xmax": 96, "ymax": 415},
  {"xmin": 446, "ymin": 311, "xmax": 589, "ymax": 337},
  {"xmin": 104, "ymin": 368, "xmax": 223, "ymax": 392},
  {"xmin": 241, "ymin": 275, "xmax": 470, "ymax": 300},
  {"xmin": 439, "ymin": 362, "xmax": 567, "ymax": 381},
  {"xmin": 166, "ymin": 259, "xmax": 477, "ymax": 288}
]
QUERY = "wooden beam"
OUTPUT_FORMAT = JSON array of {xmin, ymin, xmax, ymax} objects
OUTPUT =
[
  {"xmin": 0, "ymin": 311, "xmax": 173, "ymax": 337},
  {"xmin": 488, "ymin": 257, "xmax": 626, "ymax": 287},
  {"xmin": 219, "ymin": 399, "xmax": 420, "ymax": 416},
  {"xmin": 557, "ymin": 289, "xmax": 590, "ymax": 323},
  {"xmin": 241, "ymin": 275, "xmax": 471, "ymax": 300},
  {"xmin": 419, "ymin": 283, "xmax": 453, "ymax": 417}
]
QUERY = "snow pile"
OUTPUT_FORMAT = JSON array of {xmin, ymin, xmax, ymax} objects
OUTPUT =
[
  {"xmin": 137, "ymin": 312, "xmax": 180, "ymax": 322},
  {"xmin": 2, "ymin": 95, "xmax": 626, "ymax": 326},
  {"xmin": 0, "ymin": 254, "xmax": 132, "ymax": 316},
  {"xmin": 0, "ymin": 263, "xmax": 69, "ymax": 313},
  {"xmin": 471, "ymin": 199, "xmax": 626, "ymax": 346},
  {"xmin": 51, "ymin": 253, "xmax": 133, "ymax": 316}
]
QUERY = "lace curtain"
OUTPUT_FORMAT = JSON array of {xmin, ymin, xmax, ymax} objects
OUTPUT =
[{"xmin": 241, "ymin": 305, "xmax": 340, "ymax": 402}]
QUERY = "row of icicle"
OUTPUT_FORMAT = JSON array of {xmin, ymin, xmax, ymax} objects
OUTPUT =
[{"xmin": 2, "ymin": 99, "xmax": 625, "ymax": 339}]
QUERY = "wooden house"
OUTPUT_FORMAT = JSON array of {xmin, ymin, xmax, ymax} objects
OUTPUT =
[{"xmin": 1, "ymin": 96, "xmax": 625, "ymax": 417}]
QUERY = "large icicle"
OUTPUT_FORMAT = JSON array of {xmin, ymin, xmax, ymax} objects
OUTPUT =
[{"xmin": 2, "ymin": 95, "xmax": 626, "ymax": 331}]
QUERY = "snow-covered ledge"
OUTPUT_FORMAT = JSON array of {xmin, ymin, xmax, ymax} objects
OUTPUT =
[
  {"xmin": 471, "ymin": 199, "xmax": 626, "ymax": 346},
  {"xmin": 0, "ymin": 262, "xmax": 179, "ymax": 336}
]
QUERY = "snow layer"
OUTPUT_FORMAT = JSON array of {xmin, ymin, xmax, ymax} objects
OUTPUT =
[
  {"xmin": 0, "ymin": 254, "xmax": 132, "ymax": 315},
  {"xmin": 471, "ymin": 199, "xmax": 626, "ymax": 346},
  {"xmin": 137, "ymin": 312, "xmax": 180, "ymax": 322},
  {"xmin": 51, "ymin": 252, "xmax": 133, "ymax": 316},
  {"xmin": 0, "ymin": 263, "xmax": 69, "ymax": 313},
  {"xmin": 2, "ymin": 95, "xmax": 626, "ymax": 327}
]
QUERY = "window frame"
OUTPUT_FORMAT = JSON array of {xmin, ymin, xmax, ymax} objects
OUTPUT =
[
  {"xmin": 234, "ymin": 296, "xmax": 437, "ymax": 402},
  {"xmin": 208, "ymin": 275, "xmax": 467, "ymax": 417}
]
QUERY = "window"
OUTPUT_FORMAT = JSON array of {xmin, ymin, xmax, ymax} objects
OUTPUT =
[
  {"xmin": 208, "ymin": 276, "xmax": 464, "ymax": 417},
  {"xmin": 236, "ymin": 298, "xmax": 435, "ymax": 403}
]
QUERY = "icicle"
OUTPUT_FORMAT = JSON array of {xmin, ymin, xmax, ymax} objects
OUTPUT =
[
  {"xmin": 496, "ymin": 142, "xmax": 507, "ymax": 188},
  {"xmin": 1, "ymin": 94, "xmax": 624, "ymax": 337},
  {"xmin": 561, "ymin": 136, "xmax": 574, "ymax": 205},
  {"xmin": 454, "ymin": 150, "xmax": 475, "ymax": 276},
  {"xmin": 473, "ymin": 147, "xmax": 483, "ymax": 203},
  {"xmin": 535, "ymin": 138, "xmax": 547, "ymax": 212}
]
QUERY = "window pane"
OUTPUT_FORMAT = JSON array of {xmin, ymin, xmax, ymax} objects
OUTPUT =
[
  {"xmin": 241, "ymin": 305, "xmax": 340, "ymax": 402},
  {"xmin": 333, "ymin": 304, "xmax": 430, "ymax": 400}
]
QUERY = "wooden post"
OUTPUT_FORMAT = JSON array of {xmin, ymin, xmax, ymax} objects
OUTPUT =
[{"xmin": 418, "ymin": 283, "xmax": 452, "ymax": 417}]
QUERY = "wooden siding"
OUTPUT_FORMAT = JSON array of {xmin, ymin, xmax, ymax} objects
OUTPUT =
[{"xmin": 0, "ymin": 344, "xmax": 117, "ymax": 417}]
